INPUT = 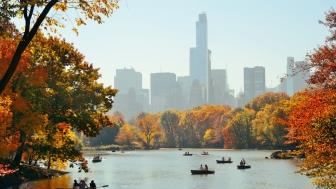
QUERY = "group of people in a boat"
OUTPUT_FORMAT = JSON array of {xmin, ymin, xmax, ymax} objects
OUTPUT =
[
  {"xmin": 239, "ymin": 158, "xmax": 247, "ymax": 166},
  {"xmin": 199, "ymin": 164, "xmax": 209, "ymax": 171},
  {"xmin": 222, "ymin": 157, "xmax": 231, "ymax": 161},
  {"xmin": 184, "ymin": 151, "xmax": 191, "ymax": 155},
  {"xmin": 73, "ymin": 179, "xmax": 96, "ymax": 189}
]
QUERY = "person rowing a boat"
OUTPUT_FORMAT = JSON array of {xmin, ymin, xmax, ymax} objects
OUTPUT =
[
  {"xmin": 73, "ymin": 180, "xmax": 80, "ymax": 189},
  {"xmin": 240, "ymin": 158, "xmax": 246, "ymax": 166},
  {"xmin": 79, "ymin": 180, "xmax": 88, "ymax": 189},
  {"xmin": 89, "ymin": 180, "xmax": 97, "ymax": 189}
]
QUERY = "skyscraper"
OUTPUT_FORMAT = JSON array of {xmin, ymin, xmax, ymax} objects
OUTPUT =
[
  {"xmin": 209, "ymin": 69, "xmax": 228, "ymax": 104},
  {"xmin": 293, "ymin": 61, "xmax": 309, "ymax": 92},
  {"xmin": 113, "ymin": 68, "xmax": 149, "ymax": 119},
  {"xmin": 189, "ymin": 13, "xmax": 211, "ymax": 103},
  {"xmin": 286, "ymin": 57, "xmax": 295, "ymax": 95},
  {"xmin": 284, "ymin": 57, "xmax": 309, "ymax": 95},
  {"xmin": 244, "ymin": 66, "xmax": 266, "ymax": 103},
  {"xmin": 150, "ymin": 72, "xmax": 181, "ymax": 112},
  {"xmin": 177, "ymin": 76, "xmax": 193, "ymax": 109},
  {"xmin": 114, "ymin": 68, "xmax": 142, "ymax": 93}
]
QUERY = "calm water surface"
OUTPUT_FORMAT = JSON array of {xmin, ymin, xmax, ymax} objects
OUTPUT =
[{"xmin": 18, "ymin": 149, "xmax": 315, "ymax": 189}]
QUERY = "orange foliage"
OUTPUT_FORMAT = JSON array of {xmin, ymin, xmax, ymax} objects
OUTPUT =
[
  {"xmin": 0, "ymin": 96, "xmax": 19, "ymax": 156},
  {"xmin": 0, "ymin": 39, "xmax": 29, "ymax": 81},
  {"xmin": 286, "ymin": 89, "xmax": 336, "ymax": 188},
  {"xmin": 287, "ymin": 89, "xmax": 336, "ymax": 144},
  {"xmin": 223, "ymin": 126, "xmax": 235, "ymax": 149},
  {"xmin": 116, "ymin": 124, "xmax": 137, "ymax": 147},
  {"xmin": 308, "ymin": 44, "xmax": 336, "ymax": 88}
]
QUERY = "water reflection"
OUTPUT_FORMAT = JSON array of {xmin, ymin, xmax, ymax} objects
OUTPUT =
[{"xmin": 18, "ymin": 175, "xmax": 72, "ymax": 189}]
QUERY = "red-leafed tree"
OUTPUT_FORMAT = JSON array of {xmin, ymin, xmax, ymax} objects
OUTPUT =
[
  {"xmin": 287, "ymin": 89, "xmax": 336, "ymax": 188},
  {"xmin": 286, "ymin": 9, "xmax": 336, "ymax": 188}
]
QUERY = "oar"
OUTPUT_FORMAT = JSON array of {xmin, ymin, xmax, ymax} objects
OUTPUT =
[{"xmin": 56, "ymin": 185, "xmax": 108, "ymax": 189}]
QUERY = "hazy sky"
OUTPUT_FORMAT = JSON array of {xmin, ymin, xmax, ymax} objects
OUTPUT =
[{"xmin": 60, "ymin": 0, "xmax": 334, "ymax": 95}]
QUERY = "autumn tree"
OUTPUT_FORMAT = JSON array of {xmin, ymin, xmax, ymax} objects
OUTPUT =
[
  {"xmin": 0, "ymin": 35, "xmax": 48, "ymax": 167},
  {"xmin": 30, "ymin": 122, "xmax": 83, "ymax": 170},
  {"xmin": 223, "ymin": 108, "xmax": 255, "ymax": 149},
  {"xmin": 88, "ymin": 112, "xmax": 124, "ymax": 146},
  {"xmin": 284, "ymin": 10, "xmax": 336, "ymax": 188},
  {"xmin": 5, "ymin": 34, "xmax": 117, "ymax": 169},
  {"xmin": 0, "ymin": 96, "xmax": 18, "ymax": 157},
  {"xmin": 245, "ymin": 92, "xmax": 289, "ymax": 112},
  {"xmin": 136, "ymin": 113, "xmax": 162, "ymax": 149},
  {"xmin": 160, "ymin": 110, "xmax": 180, "ymax": 147},
  {"xmin": 252, "ymin": 100, "xmax": 290, "ymax": 149},
  {"xmin": 116, "ymin": 124, "xmax": 138, "ymax": 149},
  {"xmin": 0, "ymin": 0, "xmax": 119, "ymax": 94},
  {"xmin": 306, "ymin": 9, "xmax": 336, "ymax": 89},
  {"xmin": 177, "ymin": 105, "xmax": 231, "ymax": 148},
  {"xmin": 286, "ymin": 90, "xmax": 336, "ymax": 188},
  {"xmin": 203, "ymin": 128, "xmax": 216, "ymax": 146},
  {"xmin": 178, "ymin": 112, "xmax": 199, "ymax": 147}
]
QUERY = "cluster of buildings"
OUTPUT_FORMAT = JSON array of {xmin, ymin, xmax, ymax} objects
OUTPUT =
[{"xmin": 113, "ymin": 13, "xmax": 310, "ymax": 119}]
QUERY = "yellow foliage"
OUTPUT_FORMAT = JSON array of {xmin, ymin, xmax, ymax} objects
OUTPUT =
[
  {"xmin": 0, "ymin": 96, "xmax": 18, "ymax": 157},
  {"xmin": 203, "ymin": 128, "xmax": 215, "ymax": 144}
]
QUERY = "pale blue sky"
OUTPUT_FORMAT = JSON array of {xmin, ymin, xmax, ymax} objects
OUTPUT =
[{"xmin": 61, "ymin": 0, "xmax": 334, "ymax": 95}]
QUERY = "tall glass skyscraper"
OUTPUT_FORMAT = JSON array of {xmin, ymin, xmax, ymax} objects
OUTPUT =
[{"xmin": 189, "ymin": 13, "xmax": 211, "ymax": 104}]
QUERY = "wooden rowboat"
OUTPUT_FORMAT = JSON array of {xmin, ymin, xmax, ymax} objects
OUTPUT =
[
  {"xmin": 92, "ymin": 156, "xmax": 102, "ymax": 163},
  {"xmin": 191, "ymin": 170, "xmax": 215, "ymax": 175},
  {"xmin": 237, "ymin": 165, "xmax": 251, "ymax": 169},
  {"xmin": 183, "ymin": 152, "xmax": 192, "ymax": 156},
  {"xmin": 216, "ymin": 160, "xmax": 233, "ymax": 164}
]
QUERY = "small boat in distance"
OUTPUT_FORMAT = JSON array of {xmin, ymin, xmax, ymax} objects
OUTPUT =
[
  {"xmin": 237, "ymin": 158, "xmax": 250, "ymax": 169},
  {"xmin": 216, "ymin": 157, "xmax": 232, "ymax": 163},
  {"xmin": 92, "ymin": 155, "xmax": 102, "ymax": 163},
  {"xmin": 217, "ymin": 159, "xmax": 233, "ymax": 163},
  {"xmin": 237, "ymin": 165, "xmax": 251, "ymax": 169},
  {"xmin": 191, "ymin": 170, "xmax": 215, "ymax": 175},
  {"xmin": 183, "ymin": 152, "xmax": 192, "ymax": 156},
  {"xmin": 201, "ymin": 151, "xmax": 209, "ymax": 155}
]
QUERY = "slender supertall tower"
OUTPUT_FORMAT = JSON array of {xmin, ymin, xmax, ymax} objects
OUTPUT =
[{"xmin": 189, "ymin": 13, "xmax": 211, "ymax": 105}]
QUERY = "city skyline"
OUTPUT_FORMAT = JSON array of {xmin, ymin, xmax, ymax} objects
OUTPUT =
[
  {"xmin": 59, "ymin": 0, "xmax": 334, "ymax": 94},
  {"xmin": 112, "ymin": 13, "xmax": 308, "ymax": 119}
]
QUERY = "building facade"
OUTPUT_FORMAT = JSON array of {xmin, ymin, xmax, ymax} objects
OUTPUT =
[{"xmin": 243, "ymin": 66, "xmax": 266, "ymax": 103}]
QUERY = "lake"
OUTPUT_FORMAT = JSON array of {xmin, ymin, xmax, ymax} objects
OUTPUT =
[{"xmin": 17, "ymin": 149, "xmax": 315, "ymax": 189}]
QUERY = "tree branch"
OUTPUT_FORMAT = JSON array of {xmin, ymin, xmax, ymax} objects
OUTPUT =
[{"xmin": 0, "ymin": 0, "xmax": 59, "ymax": 94}]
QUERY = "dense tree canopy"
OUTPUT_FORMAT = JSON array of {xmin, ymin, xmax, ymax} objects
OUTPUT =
[{"xmin": 0, "ymin": 27, "xmax": 117, "ymax": 171}]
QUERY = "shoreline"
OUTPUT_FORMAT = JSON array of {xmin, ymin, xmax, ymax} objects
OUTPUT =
[{"xmin": 0, "ymin": 164, "xmax": 68, "ymax": 188}]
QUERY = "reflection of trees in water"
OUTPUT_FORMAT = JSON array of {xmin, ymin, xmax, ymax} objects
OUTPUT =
[{"xmin": 20, "ymin": 175, "xmax": 72, "ymax": 189}]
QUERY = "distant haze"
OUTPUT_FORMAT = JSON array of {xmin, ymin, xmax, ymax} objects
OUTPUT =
[{"xmin": 60, "ymin": 0, "xmax": 334, "ymax": 94}]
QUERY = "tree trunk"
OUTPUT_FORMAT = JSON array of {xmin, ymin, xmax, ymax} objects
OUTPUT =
[
  {"xmin": 13, "ymin": 130, "xmax": 26, "ymax": 167},
  {"xmin": 47, "ymin": 157, "xmax": 51, "ymax": 170}
]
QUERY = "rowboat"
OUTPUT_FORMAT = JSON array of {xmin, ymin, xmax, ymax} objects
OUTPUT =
[
  {"xmin": 237, "ymin": 165, "xmax": 251, "ymax": 169},
  {"xmin": 216, "ymin": 160, "xmax": 233, "ymax": 163},
  {"xmin": 183, "ymin": 152, "xmax": 192, "ymax": 156},
  {"xmin": 92, "ymin": 155, "xmax": 102, "ymax": 163},
  {"xmin": 191, "ymin": 170, "xmax": 215, "ymax": 175}
]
